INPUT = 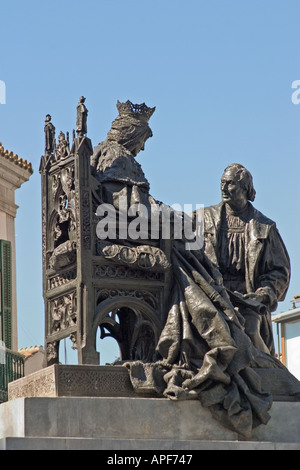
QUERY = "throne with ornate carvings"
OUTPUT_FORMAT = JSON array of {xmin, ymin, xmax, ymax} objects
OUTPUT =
[{"xmin": 40, "ymin": 99, "xmax": 172, "ymax": 366}]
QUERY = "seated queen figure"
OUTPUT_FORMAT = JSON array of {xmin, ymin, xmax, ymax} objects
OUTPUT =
[{"xmin": 91, "ymin": 100, "xmax": 155, "ymax": 213}]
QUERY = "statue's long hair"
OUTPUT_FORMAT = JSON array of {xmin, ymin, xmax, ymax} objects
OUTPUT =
[{"xmin": 223, "ymin": 163, "xmax": 256, "ymax": 202}]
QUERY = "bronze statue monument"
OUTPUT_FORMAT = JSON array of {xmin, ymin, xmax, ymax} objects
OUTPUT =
[{"xmin": 40, "ymin": 98, "xmax": 300, "ymax": 439}]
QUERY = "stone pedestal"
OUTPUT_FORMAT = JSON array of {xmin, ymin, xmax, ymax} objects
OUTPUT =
[
  {"xmin": 1, "ymin": 365, "xmax": 300, "ymax": 450},
  {"xmin": 0, "ymin": 396, "xmax": 300, "ymax": 450},
  {"xmin": 8, "ymin": 364, "xmax": 136, "ymax": 399}
]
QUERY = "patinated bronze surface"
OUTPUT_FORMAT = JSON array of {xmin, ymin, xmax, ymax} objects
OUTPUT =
[
  {"xmin": 76, "ymin": 96, "xmax": 88, "ymax": 137},
  {"xmin": 40, "ymin": 99, "xmax": 300, "ymax": 439},
  {"xmin": 44, "ymin": 114, "xmax": 55, "ymax": 155},
  {"xmin": 202, "ymin": 164, "xmax": 290, "ymax": 355}
]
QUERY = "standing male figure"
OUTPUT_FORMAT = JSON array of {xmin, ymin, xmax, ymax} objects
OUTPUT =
[
  {"xmin": 44, "ymin": 114, "xmax": 55, "ymax": 154},
  {"xmin": 203, "ymin": 163, "xmax": 290, "ymax": 355},
  {"xmin": 76, "ymin": 96, "xmax": 88, "ymax": 136}
]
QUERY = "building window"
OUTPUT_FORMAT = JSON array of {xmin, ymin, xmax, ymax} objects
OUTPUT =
[{"xmin": 0, "ymin": 240, "xmax": 12, "ymax": 350}]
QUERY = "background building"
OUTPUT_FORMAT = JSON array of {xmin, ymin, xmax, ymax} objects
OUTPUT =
[
  {"xmin": 0, "ymin": 141, "xmax": 33, "ymax": 402},
  {"xmin": 0, "ymin": 141, "xmax": 33, "ymax": 350},
  {"xmin": 273, "ymin": 295, "xmax": 300, "ymax": 381}
]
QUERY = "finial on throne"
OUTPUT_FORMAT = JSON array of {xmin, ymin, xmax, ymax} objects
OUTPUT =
[
  {"xmin": 76, "ymin": 96, "xmax": 88, "ymax": 137},
  {"xmin": 44, "ymin": 114, "xmax": 56, "ymax": 155}
]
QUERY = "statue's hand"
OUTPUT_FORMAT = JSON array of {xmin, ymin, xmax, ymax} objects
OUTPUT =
[{"xmin": 243, "ymin": 291, "xmax": 270, "ymax": 306}]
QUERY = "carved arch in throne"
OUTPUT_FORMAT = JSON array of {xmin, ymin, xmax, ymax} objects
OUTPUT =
[{"xmin": 92, "ymin": 296, "xmax": 162, "ymax": 363}]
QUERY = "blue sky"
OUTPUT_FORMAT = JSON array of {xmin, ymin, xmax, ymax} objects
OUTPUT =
[{"xmin": 0, "ymin": 1, "xmax": 299, "ymax": 363}]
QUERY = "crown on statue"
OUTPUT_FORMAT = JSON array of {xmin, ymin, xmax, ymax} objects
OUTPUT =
[{"xmin": 116, "ymin": 100, "xmax": 155, "ymax": 122}]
